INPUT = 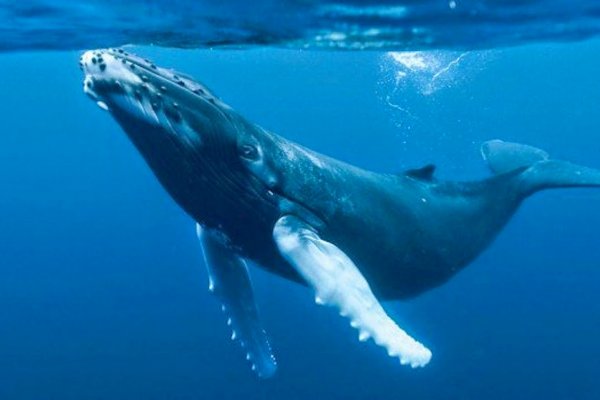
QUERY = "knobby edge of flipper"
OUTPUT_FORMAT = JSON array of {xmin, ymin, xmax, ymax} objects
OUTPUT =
[
  {"xmin": 197, "ymin": 224, "xmax": 277, "ymax": 379},
  {"xmin": 272, "ymin": 215, "xmax": 432, "ymax": 368}
]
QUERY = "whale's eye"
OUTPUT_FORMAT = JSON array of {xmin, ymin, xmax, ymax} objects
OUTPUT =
[{"xmin": 240, "ymin": 144, "xmax": 259, "ymax": 161}]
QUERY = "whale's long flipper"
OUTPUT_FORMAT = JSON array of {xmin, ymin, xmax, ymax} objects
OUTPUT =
[
  {"xmin": 273, "ymin": 215, "xmax": 432, "ymax": 367},
  {"xmin": 197, "ymin": 225, "xmax": 277, "ymax": 378}
]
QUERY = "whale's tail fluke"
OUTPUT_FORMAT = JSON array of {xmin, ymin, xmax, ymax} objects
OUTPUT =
[{"xmin": 481, "ymin": 139, "xmax": 600, "ymax": 196}]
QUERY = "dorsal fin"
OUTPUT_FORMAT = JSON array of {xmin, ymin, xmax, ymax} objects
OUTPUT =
[{"xmin": 405, "ymin": 164, "xmax": 436, "ymax": 181}]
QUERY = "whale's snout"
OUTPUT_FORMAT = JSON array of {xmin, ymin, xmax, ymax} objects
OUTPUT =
[
  {"xmin": 80, "ymin": 48, "xmax": 218, "ymax": 131},
  {"xmin": 79, "ymin": 48, "xmax": 232, "ymax": 150},
  {"xmin": 80, "ymin": 48, "xmax": 218, "ymax": 110},
  {"xmin": 80, "ymin": 49, "xmax": 143, "ymax": 110}
]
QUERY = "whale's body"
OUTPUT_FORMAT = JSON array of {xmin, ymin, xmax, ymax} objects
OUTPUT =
[
  {"xmin": 111, "ymin": 89, "xmax": 521, "ymax": 300},
  {"xmin": 80, "ymin": 49, "xmax": 600, "ymax": 377}
]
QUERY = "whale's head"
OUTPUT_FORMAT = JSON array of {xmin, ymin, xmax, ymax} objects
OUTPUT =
[
  {"xmin": 79, "ymin": 49, "xmax": 282, "ymax": 224},
  {"xmin": 79, "ymin": 48, "xmax": 242, "ymax": 151}
]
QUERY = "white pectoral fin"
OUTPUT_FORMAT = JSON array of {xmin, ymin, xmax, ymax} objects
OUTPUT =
[
  {"xmin": 273, "ymin": 215, "xmax": 432, "ymax": 368},
  {"xmin": 197, "ymin": 224, "xmax": 277, "ymax": 378}
]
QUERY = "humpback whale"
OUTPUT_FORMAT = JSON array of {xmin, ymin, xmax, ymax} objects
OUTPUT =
[{"xmin": 80, "ymin": 49, "xmax": 600, "ymax": 378}]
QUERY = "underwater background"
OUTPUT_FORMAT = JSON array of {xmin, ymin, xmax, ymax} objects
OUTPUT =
[{"xmin": 2, "ymin": 4, "xmax": 600, "ymax": 399}]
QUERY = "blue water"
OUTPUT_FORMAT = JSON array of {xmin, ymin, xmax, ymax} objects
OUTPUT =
[{"xmin": 2, "ymin": 5, "xmax": 600, "ymax": 399}]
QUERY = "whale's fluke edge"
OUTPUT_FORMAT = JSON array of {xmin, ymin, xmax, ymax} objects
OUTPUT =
[
  {"xmin": 482, "ymin": 139, "xmax": 550, "ymax": 175},
  {"xmin": 482, "ymin": 140, "xmax": 600, "ymax": 196}
]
